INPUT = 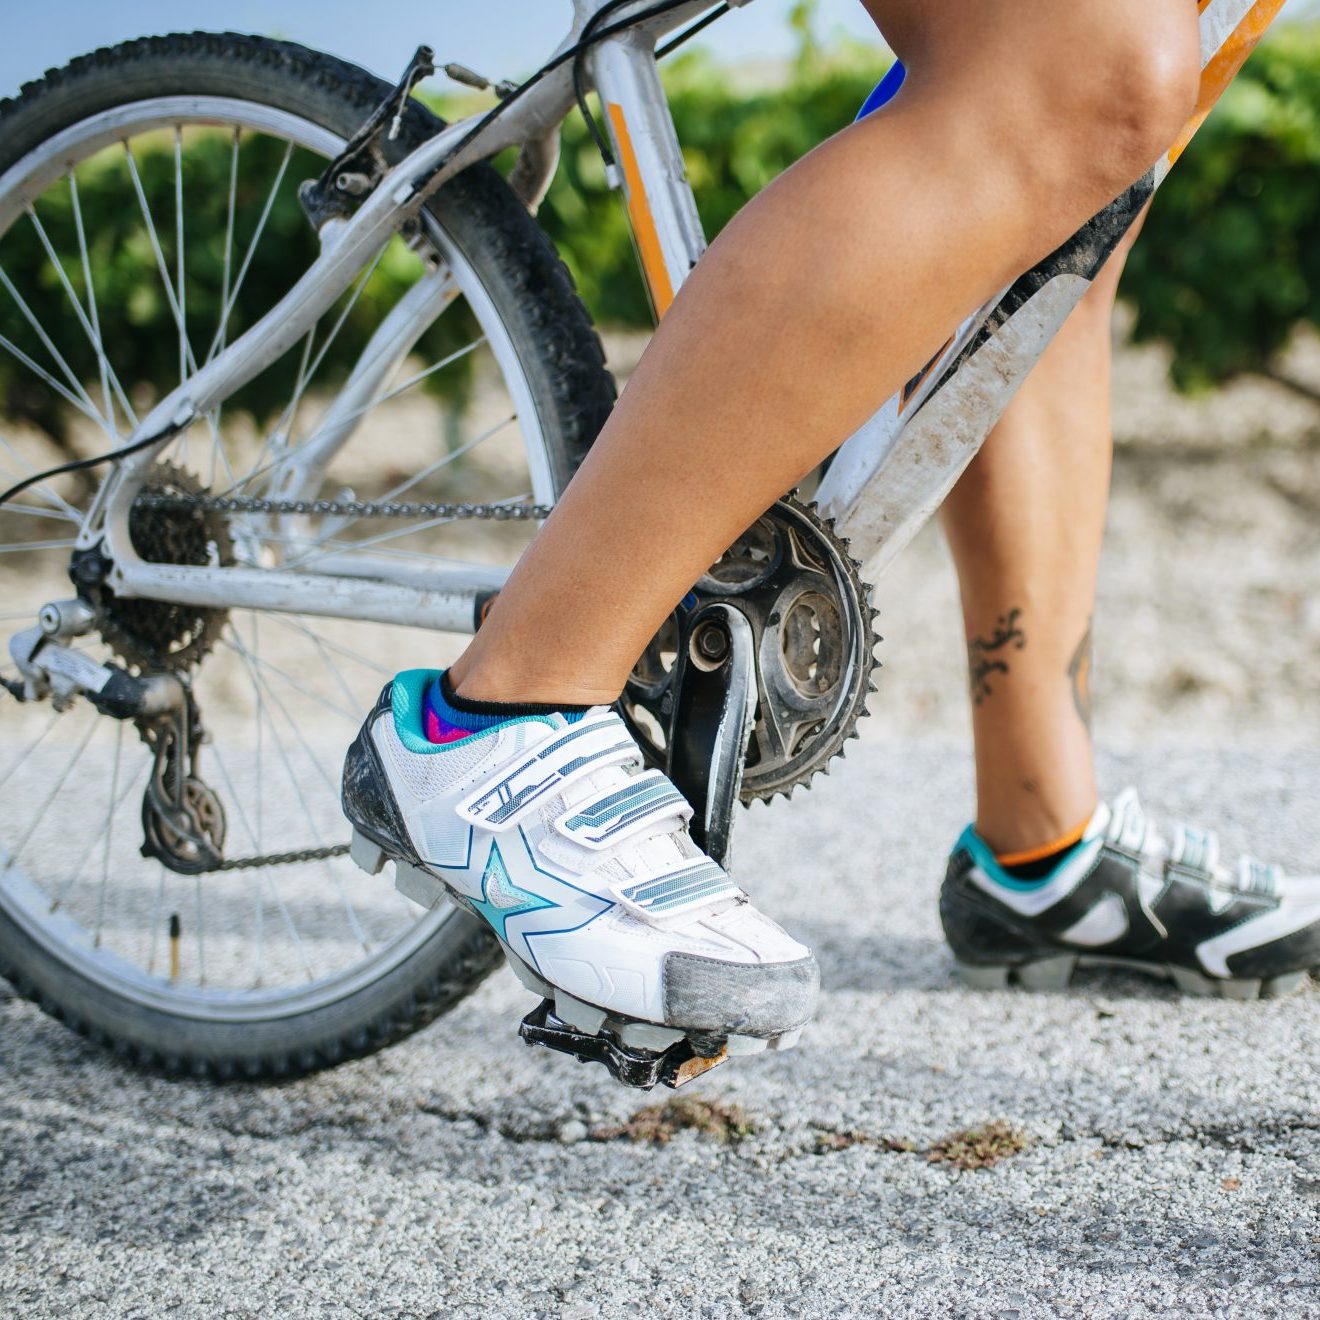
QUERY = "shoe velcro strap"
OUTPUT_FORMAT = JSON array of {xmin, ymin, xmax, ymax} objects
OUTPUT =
[
  {"xmin": 1171, "ymin": 824, "xmax": 1220, "ymax": 878},
  {"xmin": 611, "ymin": 858, "xmax": 741, "ymax": 922},
  {"xmin": 456, "ymin": 712, "xmax": 641, "ymax": 832},
  {"xmin": 555, "ymin": 769, "xmax": 693, "ymax": 851},
  {"xmin": 1236, "ymin": 856, "xmax": 1280, "ymax": 898}
]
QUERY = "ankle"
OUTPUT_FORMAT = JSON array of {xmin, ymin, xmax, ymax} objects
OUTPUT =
[
  {"xmin": 448, "ymin": 653, "xmax": 621, "ymax": 708},
  {"xmin": 975, "ymin": 790, "xmax": 1099, "ymax": 859}
]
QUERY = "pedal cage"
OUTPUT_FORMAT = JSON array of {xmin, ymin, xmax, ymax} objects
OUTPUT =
[{"xmin": 518, "ymin": 999, "xmax": 728, "ymax": 1091}]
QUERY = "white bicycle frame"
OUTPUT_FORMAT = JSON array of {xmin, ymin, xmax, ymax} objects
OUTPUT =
[{"xmin": 75, "ymin": 0, "xmax": 1286, "ymax": 633}]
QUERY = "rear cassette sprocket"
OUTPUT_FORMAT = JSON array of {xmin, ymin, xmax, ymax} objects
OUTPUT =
[
  {"xmin": 620, "ymin": 493, "xmax": 880, "ymax": 803},
  {"xmin": 98, "ymin": 463, "xmax": 234, "ymax": 672}
]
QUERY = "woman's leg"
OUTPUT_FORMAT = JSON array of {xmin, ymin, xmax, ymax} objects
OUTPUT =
[
  {"xmin": 450, "ymin": 0, "xmax": 1199, "ymax": 706},
  {"xmin": 940, "ymin": 223, "xmax": 1142, "ymax": 856}
]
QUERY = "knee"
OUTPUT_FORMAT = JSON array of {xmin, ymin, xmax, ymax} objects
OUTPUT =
[
  {"xmin": 1097, "ymin": 16, "xmax": 1202, "ymax": 181},
  {"xmin": 990, "ymin": 7, "xmax": 1201, "ymax": 215},
  {"xmin": 1051, "ymin": 12, "xmax": 1202, "ymax": 200}
]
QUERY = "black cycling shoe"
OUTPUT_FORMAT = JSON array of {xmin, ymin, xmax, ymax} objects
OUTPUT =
[{"xmin": 940, "ymin": 789, "xmax": 1320, "ymax": 999}]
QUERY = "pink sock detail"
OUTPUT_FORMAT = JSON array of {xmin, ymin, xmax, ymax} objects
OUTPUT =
[{"xmin": 423, "ymin": 705, "xmax": 475, "ymax": 744}]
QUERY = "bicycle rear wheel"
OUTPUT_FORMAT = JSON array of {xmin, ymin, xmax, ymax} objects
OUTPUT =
[{"xmin": 0, "ymin": 33, "xmax": 615, "ymax": 1077}]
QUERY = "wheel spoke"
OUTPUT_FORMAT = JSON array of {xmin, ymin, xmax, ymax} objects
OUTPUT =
[
  {"xmin": 69, "ymin": 170, "xmax": 135, "ymax": 431},
  {"xmin": 0, "ymin": 502, "xmax": 78, "ymax": 523},
  {"xmin": 270, "ymin": 615, "xmax": 365, "ymax": 711},
  {"xmin": 274, "ymin": 613, "xmax": 391, "ymax": 678},
  {"xmin": 0, "ymin": 260, "xmax": 114, "ymax": 432},
  {"xmin": 122, "ymin": 141, "xmax": 198, "ymax": 378},
  {"xmin": 4, "ymin": 715, "xmax": 99, "ymax": 867},
  {"xmin": 174, "ymin": 128, "xmax": 187, "ymax": 388},
  {"xmin": 217, "ymin": 129, "xmax": 240, "ymax": 356},
  {"xmin": 0, "ymin": 711, "xmax": 62, "ymax": 794},
  {"xmin": 218, "ymin": 621, "xmax": 322, "ymax": 981},
  {"xmin": 203, "ymin": 140, "xmax": 294, "ymax": 365},
  {"xmin": 48, "ymin": 748, "xmax": 148, "ymax": 914},
  {"xmin": 218, "ymin": 635, "xmax": 358, "ymax": 723},
  {"xmin": 145, "ymin": 863, "xmax": 167, "ymax": 976},
  {"xmin": 26, "ymin": 200, "xmax": 137, "ymax": 435},
  {"xmin": 193, "ymin": 871, "xmax": 207, "ymax": 987},
  {"xmin": 231, "ymin": 245, "xmax": 389, "ymax": 494},
  {"xmin": 304, "ymin": 334, "xmax": 489, "ymax": 452},
  {"xmin": 0, "ymin": 318, "xmax": 108, "ymax": 432},
  {"xmin": 288, "ymin": 490, "xmax": 531, "ymax": 572},
  {"xmin": 0, "ymin": 538, "xmax": 77, "ymax": 553},
  {"xmin": 280, "ymin": 410, "xmax": 517, "ymax": 566},
  {"xmin": 227, "ymin": 629, "xmax": 371, "ymax": 954},
  {"xmin": 92, "ymin": 723, "xmax": 123, "ymax": 946}
]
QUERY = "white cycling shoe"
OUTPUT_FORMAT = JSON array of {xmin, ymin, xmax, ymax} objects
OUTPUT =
[{"xmin": 342, "ymin": 671, "xmax": 818, "ymax": 1065}]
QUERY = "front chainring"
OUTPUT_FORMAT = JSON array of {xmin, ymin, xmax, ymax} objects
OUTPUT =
[{"xmin": 620, "ymin": 494, "xmax": 879, "ymax": 802}]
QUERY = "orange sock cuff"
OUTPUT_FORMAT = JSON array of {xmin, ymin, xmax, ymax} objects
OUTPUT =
[{"xmin": 994, "ymin": 816, "xmax": 1091, "ymax": 870}]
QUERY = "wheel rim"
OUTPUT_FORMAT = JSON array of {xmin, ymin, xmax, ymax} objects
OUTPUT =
[{"xmin": 0, "ymin": 94, "xmax": 553, "ymax": 1023}]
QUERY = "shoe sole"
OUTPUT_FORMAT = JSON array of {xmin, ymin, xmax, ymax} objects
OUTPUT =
[
  {"xmin": 955, "ymin": 953, "xmax": 1309, "ymax": 1000},
  {"xmin": 350, "ymin": 828, "xmax": 805, "ymax": 1055}
]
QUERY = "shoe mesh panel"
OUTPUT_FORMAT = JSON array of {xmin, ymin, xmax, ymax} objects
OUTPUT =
[{"xmin": 378, "ymin": 718, "xmax": 494, "ymax": 800}]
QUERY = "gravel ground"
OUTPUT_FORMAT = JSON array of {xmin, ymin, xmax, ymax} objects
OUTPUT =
[
  {"xmin": 3, "ymin": 346, "xmax": 1320, "ymax": 1316},
  {"xmin": 3, "ymin": 734, "xmax": 1319, "ymax": 1320}
]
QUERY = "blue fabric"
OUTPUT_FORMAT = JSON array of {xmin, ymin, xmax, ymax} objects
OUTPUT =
[
  {"xmin": 856, "ymin": 61, "xmax": 907, "ymax": 122},
  {"xmin": 389, "ymin": 668, "xmax": 558, "ymax": 755},
  {"xmin": 425, "ymin": 673, "xmax": 524, "ymax": 736}
]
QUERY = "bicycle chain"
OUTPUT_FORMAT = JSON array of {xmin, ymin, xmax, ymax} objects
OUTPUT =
[
  {"xmin": 135, "ymin": 491, "xmax": 554, "ymax": 521},
  {"xmin": 206, "ymin": 842, "xmax": 350, "ymax": 871},
  {"xmin": 133, "ymin": 488, "xmax": 549, "ymax": 873}
]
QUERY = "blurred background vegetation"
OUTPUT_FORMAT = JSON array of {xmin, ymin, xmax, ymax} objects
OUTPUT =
[
  {"xmin": 540, "ymin": 21, "xmax": 1320, "ymax": 395},
  {"xmin": 2, "ymin": 16, "xmax": 1318, "ymax": 449}
]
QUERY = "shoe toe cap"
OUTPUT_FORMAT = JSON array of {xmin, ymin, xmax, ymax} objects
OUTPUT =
[{"xmin": 662, "ymin": 948, "xmax": 819, "ymax": 1038}]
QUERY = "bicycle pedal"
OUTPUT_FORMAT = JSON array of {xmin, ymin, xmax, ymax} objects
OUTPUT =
[{"xmin": 518, "ymin": 998, "xmax": 728, "ymax": 1091}]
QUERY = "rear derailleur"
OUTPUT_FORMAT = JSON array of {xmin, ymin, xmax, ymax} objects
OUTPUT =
[{"xmin": 6, "ymin": 606, "xmax": 225, "ymax": 874}]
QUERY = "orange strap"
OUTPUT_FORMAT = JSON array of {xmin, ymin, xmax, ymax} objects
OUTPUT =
[{"xmin": 995, "ymin": 816, "xmax": 1091, "ymax": 869}]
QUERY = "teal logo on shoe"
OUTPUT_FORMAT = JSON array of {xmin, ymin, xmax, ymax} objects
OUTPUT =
[{"xmin": 471, "ymin": 841, "xmax": 557, "ymax": 941}]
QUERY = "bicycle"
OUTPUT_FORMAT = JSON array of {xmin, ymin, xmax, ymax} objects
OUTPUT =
[{"xmin": 0, "ymin": 0, "xmax": 1283, "ymax": 1085}]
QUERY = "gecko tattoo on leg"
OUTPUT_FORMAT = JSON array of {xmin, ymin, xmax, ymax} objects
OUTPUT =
[{"xmin": 967, "ymin": 607, "xmax": 1027, "ymax": 705}]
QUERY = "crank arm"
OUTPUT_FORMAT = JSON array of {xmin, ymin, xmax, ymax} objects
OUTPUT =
[{"xmin": 664, "ymin": 603, "xmax": 757, "ymax": 872}]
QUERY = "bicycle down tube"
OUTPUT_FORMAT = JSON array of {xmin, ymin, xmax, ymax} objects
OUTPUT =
[{"xmin": 813, "ymin": 0, "xmax": 1288, "ymax": 576}]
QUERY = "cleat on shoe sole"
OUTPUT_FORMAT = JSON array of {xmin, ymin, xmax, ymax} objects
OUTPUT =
[
  {"xmin": 1015, "ymin": 954, "xmax": 1077, "ymax": 991},
  {"xmin": 1169, "ymin": 965, "xmax": 1218, "ymax": 996},
  {"xmin": 349, "ymin": 829, "xmax": 386, "ymax": 875},
  {"xmin": 519, "ymin": 999, "xmax": 727, "ymax": 1090},
  {"xmin": 393, "ymin": 859, "xmax": 447, "ymax": 910},
  {"xmin": 1215, "ymin": 976, "xmax": 1262, "ymax": 1001},
  {"xmin": 554, "ymin": 988, "xmax": 608, "ymax": 1037},
  {"xmin": 956, "ymin": 962, "xmax": 1010, "ymax": 991},
  {"xmin": 1262, "ymin": 971, "xmax": 1307, "ymax": 998}
]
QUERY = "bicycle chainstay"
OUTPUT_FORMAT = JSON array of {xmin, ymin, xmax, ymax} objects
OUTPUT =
[{"xmin": 128, "ymin": 489, "xmax": 549, "ymax": 873}]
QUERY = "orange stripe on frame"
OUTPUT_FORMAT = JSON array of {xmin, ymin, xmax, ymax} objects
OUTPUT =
[
  {"xmin": 1168, "ymin": 0, "xmax": 1286, "ymax": 164},
  {"xmin": 606, "ymin": 102, "xmax": 676, "ymax": 317}
]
